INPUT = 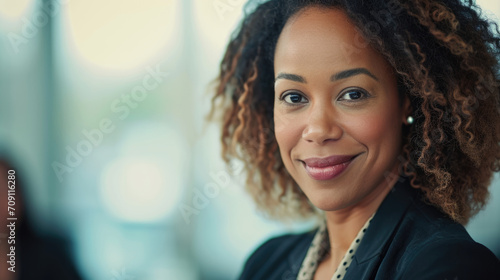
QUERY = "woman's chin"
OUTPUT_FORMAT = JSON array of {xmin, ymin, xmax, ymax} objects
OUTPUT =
[{"xmin": 307, "ymin": 194, "xmax": 352, "ymax": 212}]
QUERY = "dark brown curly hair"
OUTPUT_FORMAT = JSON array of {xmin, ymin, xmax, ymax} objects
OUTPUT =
[{"xmin": 209, "ymin": 0, "xmax": 500, "ymax": 224}]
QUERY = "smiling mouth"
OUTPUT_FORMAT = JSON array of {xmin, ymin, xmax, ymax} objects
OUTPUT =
[{"xmin": 301, "ymin": 154, "xmax": 359, "ymax": 181}]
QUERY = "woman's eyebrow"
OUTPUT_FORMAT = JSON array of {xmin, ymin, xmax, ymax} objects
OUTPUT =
[
  {"xmin": 331, "ymin": 68, "xmax": 379, "ymax": 82},
  {"xmin": 274, "ymin": 68, "xmax": 378, "ymax": 84},
  {"xmin": 275, "ymin": 73, "xmax": 306, "ymax": 83}
]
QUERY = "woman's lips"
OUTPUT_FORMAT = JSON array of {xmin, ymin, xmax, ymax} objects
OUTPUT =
[{"xmin": 302, "ymin": 155, "xmax": 357, "ymax": 181}]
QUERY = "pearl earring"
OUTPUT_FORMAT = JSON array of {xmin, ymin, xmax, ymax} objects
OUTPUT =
[{"xmin": 406, "ymin": 116, "xmax": 414, "ymax": 125}]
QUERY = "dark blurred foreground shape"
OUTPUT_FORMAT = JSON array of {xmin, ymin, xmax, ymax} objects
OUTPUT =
[{"xmin": 0, "ymin": 153, "xmax": 82, "ymax": 280}]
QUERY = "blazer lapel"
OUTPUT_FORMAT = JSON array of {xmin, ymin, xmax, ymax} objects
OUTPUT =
[{"xmin": 344, "ymin": 177, "xmax": 419, "ymax": 279}]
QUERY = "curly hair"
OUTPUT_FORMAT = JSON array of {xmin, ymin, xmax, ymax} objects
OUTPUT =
[{"xmin": 209, "ymin": 0, "xmax": 500, "ymax": 224}]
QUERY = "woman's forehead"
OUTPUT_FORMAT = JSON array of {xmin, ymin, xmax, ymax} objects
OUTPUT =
[{"xmin": 274, "ymin": 7, "xmax": 391, "ymax": 81}]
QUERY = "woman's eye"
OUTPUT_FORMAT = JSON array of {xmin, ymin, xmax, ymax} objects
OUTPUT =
[
  {"xmin": 338, "ymin": 88, "xmax": 369, "ymax": 101},
  {"xmin": 281, "ymin": 92, "xmax": 308, "ymax": 104}
]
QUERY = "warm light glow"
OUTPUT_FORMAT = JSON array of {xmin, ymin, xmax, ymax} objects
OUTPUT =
[
  {"xmin": 192, "ymin": 0, "xmax": 245, "ymax": 51},
  {"xmin": 63, "ymin": 0, "xmax": 179, "ymax": 71},
  {"xmin": 100, "ymin": 156, "xmax": 182, "ymax": 223},
  {"xmin": 476, "ymin": 0, "xmax": 500, "ymax": 21},
  {"xmin": 0, "ymin": 0, "xmax": 32, "ymax": 20},
  {"xmin": 99, "ymin": 122, "xmax": 188, "ymax": 223}
]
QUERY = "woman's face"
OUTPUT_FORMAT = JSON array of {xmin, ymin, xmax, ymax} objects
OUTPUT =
[{"xmin": 273, "ymin": 7, "xmax": 410, "ymax": 212}]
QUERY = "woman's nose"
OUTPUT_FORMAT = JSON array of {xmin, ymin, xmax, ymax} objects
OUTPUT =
[{"xmin": 301, "ymin": 106, "xmax": 343, "ymax": 144}]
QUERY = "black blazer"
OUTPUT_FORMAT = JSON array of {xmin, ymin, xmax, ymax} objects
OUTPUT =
[{"xmin": 239, "ymin": 178, "xmax": 500, "ymax": 279}]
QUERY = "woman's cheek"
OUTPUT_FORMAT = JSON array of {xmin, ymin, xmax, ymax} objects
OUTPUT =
[
  {"xmin": 344, "ymin": 102, "xmax": 401, "ymax": 145},
  {"xmin": 274, "ymin": 112, "xmax": 301, "ymax": 152}
]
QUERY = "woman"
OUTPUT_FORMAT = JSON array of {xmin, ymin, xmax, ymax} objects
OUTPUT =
[{"xmin": 210, "ymin": 0, "xmax": 500, "ymax": 279}]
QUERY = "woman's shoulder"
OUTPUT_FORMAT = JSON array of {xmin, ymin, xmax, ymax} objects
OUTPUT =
[
  {"xmin": 238, "ymin": 229, "xmax": 316, "ymax": 280},
  {"xmin": 365, "ymin": 184, "xmax": 500, "ymax": 279},
  {"xmin": 393, "ymin": 195, "xmax": 500, "ymax": 279},
  {"xmin": 397, "ymin": 233, "xmax": 500, "ymax": 279}
]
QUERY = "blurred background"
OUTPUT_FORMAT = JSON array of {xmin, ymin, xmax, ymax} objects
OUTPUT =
[{"xmin": 0, "ymin": 0, "xmax": 498, "ymax": 279}]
